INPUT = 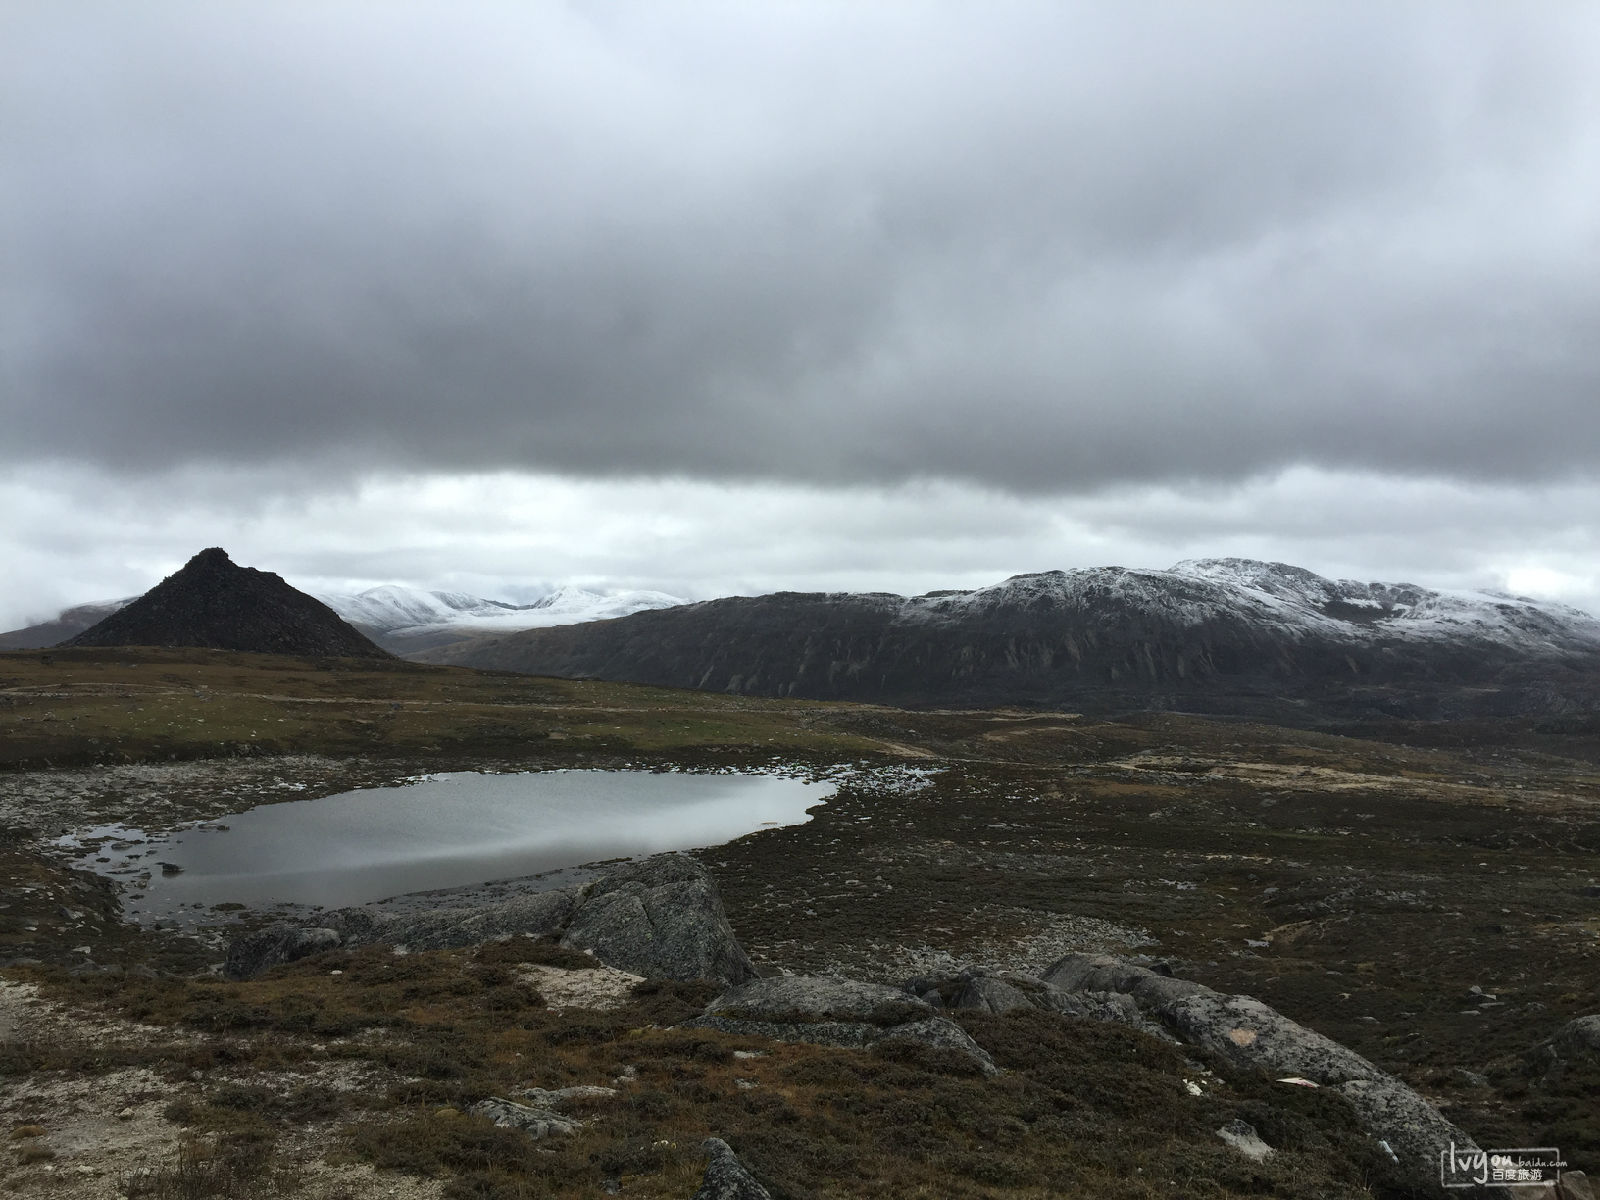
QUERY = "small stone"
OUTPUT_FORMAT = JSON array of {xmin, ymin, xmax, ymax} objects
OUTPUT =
[
  {"xmin": 1216, "ymin": 1119, "xmax": 1274, "ymax": 1161},
  {"xmin": 116, "ymin": 1107, "xmax": 135, "ymax": 1120}
]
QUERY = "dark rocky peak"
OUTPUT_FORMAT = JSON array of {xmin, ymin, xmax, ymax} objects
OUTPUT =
[{"xmin": 61, "ymin": 548, "xmax": 390, "ymax": 659}]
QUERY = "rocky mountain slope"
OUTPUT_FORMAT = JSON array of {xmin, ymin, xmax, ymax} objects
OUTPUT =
[
  {"xmin": 417, "ymin": 558, "xmax": 1600, "ymax": 721},
  {"xmin": 62, "ymin": 547, "xmax": 390, "ymax": 658},
  {"xmin": 0, "ymin": 599, "xmax": 132, "ymax": 649}
]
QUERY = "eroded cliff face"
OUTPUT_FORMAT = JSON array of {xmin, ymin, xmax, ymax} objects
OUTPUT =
[{"xmin": 419, "ymin": 562, "xmax": 1600, "ymax": 721}]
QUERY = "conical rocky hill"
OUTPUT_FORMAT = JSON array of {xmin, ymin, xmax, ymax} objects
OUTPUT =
[{"xmin": 62, "ymin": 548, "xmax": 390, "ymax": 658}]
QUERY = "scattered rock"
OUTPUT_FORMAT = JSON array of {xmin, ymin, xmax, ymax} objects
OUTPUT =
[
  {"xmin": 1216, "ymin": 1118, "xmax": 1273, "ymax": 1161},
  {"xmin": 1558, "ymin": 1170, "xmax": 1596, "ymax": 1200},
  {"xmin": 692, "ymin": 1137, "xmax": 773, "ymax": 1200},
  {"xmin": 687, "ymin": 975, "xmax": 996, "ymax": 1075},
  {"xmin": 1043, "ymin": 953, "xmax": 1493, "ymax": 1199}
]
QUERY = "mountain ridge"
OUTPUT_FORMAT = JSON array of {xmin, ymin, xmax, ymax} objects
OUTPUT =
[{"xmin": 415, "ymin": 559, "xmax": 1600, "ymax": 722}]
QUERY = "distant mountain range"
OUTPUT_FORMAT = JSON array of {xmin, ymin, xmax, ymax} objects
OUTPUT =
[
  {"xmin": 0, "ymin": 579, "xmax": 685, "ymax": 655},
  {"xmin": 12, "ymin": 555, "xmax": 1600, "ymax": 722},
  {"xmin": 414, "ymin": 558, "xmax": 1600, "ymax": 722}
]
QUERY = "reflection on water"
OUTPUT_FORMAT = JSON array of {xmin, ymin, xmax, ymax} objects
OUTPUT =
[{"xmin": 63, "ymin": 769, "xmax": 832, "ymax": 916}]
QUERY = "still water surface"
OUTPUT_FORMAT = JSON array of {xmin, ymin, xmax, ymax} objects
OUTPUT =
[{"xmin": 66, "ymin": 770, "xmax": 831, "ymax": 914}]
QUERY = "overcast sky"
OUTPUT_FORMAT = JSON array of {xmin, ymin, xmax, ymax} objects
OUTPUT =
[{"xmin": 5, "ymin": 2, "xmax": 1600, "ymax": 628}]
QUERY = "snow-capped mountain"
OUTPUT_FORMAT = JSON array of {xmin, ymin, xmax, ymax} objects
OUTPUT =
[
  {"xmin": 311, "ymin": 583, "xmax": 686, "ymax": 654},
  {"xmin": 893, "ymin": 559, "xmax": 1600, "ymax": 658},
  {"xmin": 418, "ymin": 559, "xmax": 1600, "ymax": 723}
]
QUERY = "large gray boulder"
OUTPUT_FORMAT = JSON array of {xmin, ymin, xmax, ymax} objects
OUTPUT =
[
  {"xmin": 333, "ymin": 889, "xmax": 578, "ymax": 953},
  {"xmin": 1527, "ymin": 1013, "xmax": 1600, "ymax": 1082},
  {"xmin": 1042, "ymin": 953, "xmax": 1501, "ymax": 1199},
  {"xmin": 222, "ymin": 924, "xmax": 340, "ymax": 980},
  {"xmin": 908, "ymin": 968, "xmax": 1165, "ymax": 1038},
  {"xmin": 561, "ymin": 855, "xmax": 756, "ymax": 985},
  {"xmin": 686, "ymin": 976, "xmax": 997, "ymax": 1075},
  {"xmin": 692, "ymin": 1138, "xmax": 772, "ymax": 1200},
  {"xmin": 223, "ymin": 853, "xmax": 752, "ymax": 985}
]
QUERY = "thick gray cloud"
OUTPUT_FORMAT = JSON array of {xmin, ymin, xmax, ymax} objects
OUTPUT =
[{"xmin": 7, "ymin": 2, "xmax": 1600, "ymax": 491}]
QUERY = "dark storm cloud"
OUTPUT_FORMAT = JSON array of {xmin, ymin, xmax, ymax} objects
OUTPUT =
[{"xmin": 6, "ymin": 2, "xmax": 1600, "ymax": 491}]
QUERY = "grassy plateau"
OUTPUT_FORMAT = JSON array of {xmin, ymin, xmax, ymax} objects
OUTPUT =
[{"xmin": 1, "ymin": 647, "xmax": 1597, "ymax": 1198}]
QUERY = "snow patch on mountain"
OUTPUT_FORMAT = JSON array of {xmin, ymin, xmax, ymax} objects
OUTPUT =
[{"xmin": 316, "ymin": 583, "xmax": 685, "ymax": 636}]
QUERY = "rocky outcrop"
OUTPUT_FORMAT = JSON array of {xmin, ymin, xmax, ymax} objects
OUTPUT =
[
  {"xmin": 223, "ymin": 854, "xmax": 751, "ymax": 985},
  {"xmin": 692, "ymin": 1138, "xmax": 773, "ymax": 1200},
  {"xmin": 1043, "ymin": 953, "xmax": 1496, "ymax": 1199},
  {"xmin": 471, "ymin": 1085, "xmax": 616, "ymax": 1141},
  {"xmin": 222, "ymin": 924, "xmax": 341, "ymax": 981},
  {"xmin": 686, "ymin": 976, "xmax": 997, "ymax": 1075},
  {"xmin": 471, "ymin": 1097, "xmax": 583, "ymax": 1140}
]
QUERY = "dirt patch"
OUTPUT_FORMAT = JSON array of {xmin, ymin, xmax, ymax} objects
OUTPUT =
[{"xmin": 518, "ymin": 963, "xmax": 645, "ymax": 1012}]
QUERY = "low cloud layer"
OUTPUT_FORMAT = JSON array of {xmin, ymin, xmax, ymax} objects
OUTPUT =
[
  {"xmin": 7, "ymin": 3, "xmax": 1600, "ymax": 492},
  {"xmin": 5, "ymin": 465, "xmax": 1599, "ymax": 632}
]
